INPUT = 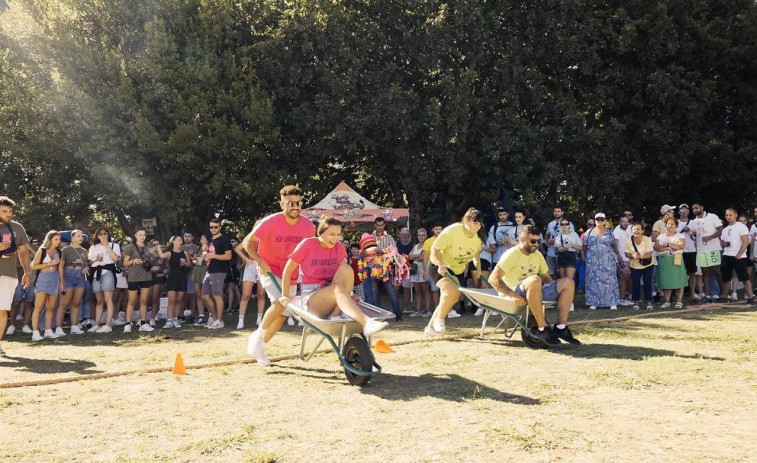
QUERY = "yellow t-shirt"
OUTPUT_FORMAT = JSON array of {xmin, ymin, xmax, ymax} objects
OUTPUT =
[
  {"xmin": 494, "ymin": 246, "xmax": 549, "ymax": 289},
  {"xmin": 430, "ymin": 223, "xmax": 482, "ymax": 274},
  {"xmin": 422, "ymin": 236, "xmax": 436, "ymax": 254},
  {"xmin": 626, "ymin": 236, "xmax": 654, "ymax": 269}
]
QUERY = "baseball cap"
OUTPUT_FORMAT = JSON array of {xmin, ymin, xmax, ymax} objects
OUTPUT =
[
  {"xmin": 594, "ymin": 212, "xmax": 606, "ymax": 220},
  {"xmin": 660, "ymin": 204, "xmax": 675, "ymax": 215},
  {"xmin": 678, "ymin": 203, "xmax": 689, "ymax": 210}
]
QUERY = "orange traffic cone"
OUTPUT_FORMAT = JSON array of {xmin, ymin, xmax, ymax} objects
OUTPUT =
[
  {"xmin": 373, "ymin": 339, "xmax": 394, "ymax": 353},
  {"xmin": 172, "ymin": 353, "xmax": 187, "ymax": 375}
]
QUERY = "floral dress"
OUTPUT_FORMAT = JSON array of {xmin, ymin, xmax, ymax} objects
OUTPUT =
[{"xmin": 583, "ymin": 228, "xmax": 621, "ymax": 307}]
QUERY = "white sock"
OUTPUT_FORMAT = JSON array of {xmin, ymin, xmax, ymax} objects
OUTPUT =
[
  {"xmin": 556, "ymin": 324, "xmax": 566, "ymax": 330},
  {"xmin": 538, "ymin": 327, "xmax": 545, "ymax": 331},
  {"xmin": 239, "ymin": 314, "xmax": 244, "ymax": 322}
]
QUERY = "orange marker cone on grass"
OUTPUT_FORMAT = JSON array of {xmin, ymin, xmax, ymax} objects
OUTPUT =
[
  {"xmin": 173, "ymin": 353, "xmax": 187, "ymax": 375},
  {"xmin": 373, "ymin": 339, "xmax": 394, "ymax": 353}
]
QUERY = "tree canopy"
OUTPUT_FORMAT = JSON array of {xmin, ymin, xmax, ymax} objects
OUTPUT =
[{"xmin": 1, "ymin": 0, "xmax": 755, "ymax": 238}]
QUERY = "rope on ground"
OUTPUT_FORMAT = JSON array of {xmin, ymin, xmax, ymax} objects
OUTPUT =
[{"xmin": 0, "ymin": 302, "xmax": 744, "ymax": 389}]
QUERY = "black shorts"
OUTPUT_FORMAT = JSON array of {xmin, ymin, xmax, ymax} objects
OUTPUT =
[
  {"xmin": 721, "ymin": 255, "xmax": 749, "ymax": 282},
  {"xmin": 557, "ymin": 251, "xmax": 577, "ymax": 269},
  {"xmin": 165, "ymin": 274, "xmax": 188, "ymax": 292},
  {"xmin": 682, "ymin": 252, "xmax": 697, "ymax": 274},
  {"xmin": 128, "ymin": 280, "xmax": 152, "ymax": 291},
  {"xmin": 469, "ymin": 259, "xmax": 491, "ymax": 273},
  {"xmin": 429, "ymin": 263, "xmax": 467, "ymax": 286},
  {"xmin": 151, "ymin": 276, "xmax": 167, "ymax": 285}
]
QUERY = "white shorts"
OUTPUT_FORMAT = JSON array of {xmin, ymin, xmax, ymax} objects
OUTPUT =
[
  {"xmin": 242, "ymin": 262, "xmax": 259, "ymax": 282},
  {"xmin": 0, "ymin": 275, "xmax": 17, "ymax": 311},
  {"xmin": 260, "ymin": 273, "xmax": 297, "ymax": 316}
]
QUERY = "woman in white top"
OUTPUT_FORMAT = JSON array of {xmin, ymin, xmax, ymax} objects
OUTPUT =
[
  {"xmin": 408, "ymin": 228, "xmax": 431, "ymax": 317},
  {"xmin": 653, "ymin": 217, "xmax": 686, "ymax": 308},
  {"xmin": 88, "ymin": 227, "xmax": 121, "ymax": 332},
  {"xmin": 30, "ymin": 230, "xmax": 63, "ymax": 341},
  {"xmin": 555, "ymin": 220, "xmax": 582, "ymax": 280}
]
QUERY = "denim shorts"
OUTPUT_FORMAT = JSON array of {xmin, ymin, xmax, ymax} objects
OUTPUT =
[
  {"xmin": 202, "ymin": 272, "xmax": 227, "ymax": 296},
  {"xmin": 92, "ymin": 270, "xmax": 116, "ymax": 293},
  {"xmin": 63, "ymin": 267, "xmax": 87, "ymax": 289},
  {"xmin": 13, "ymin": 282, "xmax": 35, "ymax": 302},
  {"xmin": 514, "ymin": 279, "xmax": 559, "ymax": 302},
  {"xmin": 35, "ymin": 271, "xmax": 60, "ymax": 296}
]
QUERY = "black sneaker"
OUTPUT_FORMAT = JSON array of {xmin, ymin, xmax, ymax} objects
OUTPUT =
[
  {"xmin": 395, "ymin": 315, "xmax": 404, "ymax": 322},
  {"xmin": 747, "ymin": 297, "xmax": 756, "ymax": 306},
  {"xmin": 715, "ymin": 296, "xmax": 729, "ymax": 304},
  {"xmin": 536, "ymin": 326, "xmax": 561, "ymax": 346},
  {"xmin": 553, "ymin": 325, "xmax": 582, "ymax": 345}
]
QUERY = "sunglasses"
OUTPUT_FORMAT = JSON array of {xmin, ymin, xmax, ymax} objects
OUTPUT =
[
  {"xmin": 560, "ymin": 223, "xmax": 570, "ymax": 226},
  {"xmin": 595, "ymin": 218, "xmax": 606, "ymax": 222},
  {"xmin": 209, "ymin": 225, "xmax": 220, "ymax": 229},
  {"xmin": 528, "ymin": 239, "xmax": 540, "ymax": 245},
  {"xmin": 283, "ymin": 200, "xmax": 302, "ymax": 207}
]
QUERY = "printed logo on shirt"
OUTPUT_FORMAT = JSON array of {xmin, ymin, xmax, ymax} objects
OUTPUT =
[{"xmin": 275, "ymin": 235, "xmax": 307, "ymax": 243}]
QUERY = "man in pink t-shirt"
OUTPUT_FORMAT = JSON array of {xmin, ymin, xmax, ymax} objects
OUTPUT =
[{"xmin": 243, "ymin": 185, "xmax": 315, "ymax": 365}]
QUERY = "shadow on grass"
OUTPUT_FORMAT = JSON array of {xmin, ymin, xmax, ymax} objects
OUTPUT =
[{"xmin": 0, "ymin": 355, "xmax": 102, "ymax": 375}]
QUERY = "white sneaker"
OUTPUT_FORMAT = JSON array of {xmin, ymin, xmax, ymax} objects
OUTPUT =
[
  {"xmin": 124, "ymin": 323, "xmax": 132, "ymax": 333},
  {"xmin": 646, "ymin": 304, "xmax": 654, "ymax": 310},
  {"xmin": 163, "ymin": 320, "xmax": 175, "ymax": 329},
  {"xmin": 409, "ymin": 311, "xmax": 422, "ymax": 317},
  {"xmin": 363, "ymin": 318, "xmax": 389, "ymax": 336},
  {"xmin": 207, "ymin": 319, "xmax": 223, "ymax": 330},
  {"xmin": 22, "ymin": 325, "xmax": 32, "ymax": 334},
  {"xmin": 139, "ymin": 323, "xmax": 154, "ymax": 332},
  {"xmin": 5, "ymin": 325, "xmax": 15, "ymax": 335},
  {"xmin": 424, "ymin": 325, "xmax": 441, "ymax": 337},
  {"xmin": 610, "ymin": 305, "xmax": 618, "ymax": 310},
  {"xmin": 422, "ymin": 311, "xmax": 432, "ymax": 318},
  {"xmin": 433, "ymin": 319, "xmax": 446, "ymax": 332},
  {"xmin": 620, "ymin": 299, "xmax": 634, "ymax": 306},
  {"xmin": 730, "ymin": 292, "xmax": 738, "ymax": 301},
  {"xmin": 692, "ymin": 293, "xmax": 701, "ymax": 301},
  {"xmin": 698, "ymin": 292, "xmax": 706, "ymax": 299},
  {"xmin": 96, "ymin": 325, "xmax": 112, "ymax": 333},
  {"xmin": 31, "ymin": 331, "xmax": 44, "ymax": 342},
  {"xmin": 149, "ymin": 318, "xmax": 156, "ymax": 327},
  {"xmin": 247, "ymin": 330, "xmax": 271, "ymax": 365},
  {"xmin": 70, "ymin": 325, "xmax": 84, "ymax": 335},
  {"xmin": 298, "ymin": 319, "xmax": 304, "ymax": 327},
  {"xmin": 256, "ymin": 314, "xmax": 263, "ymax": 326},
  {"xmin": 43, "ymin": 329, "xmax": 58, "ymax": 339},
  {"xmin": 588, "ymin": 306, "xmax": 597, "ymax": 310},
  {"xmin": 88, "ymin": 324, "xmax": 100, "ymax": 333},
  {"xmin": 112, "ymin": 317, "xmax": 126, "ymax": 326},
  {"xmin": 287, "ymin": 317, "xmax": 295, "ymax": 326},
  {"xmin": 205, "ymin": 316, "xmax": 215, "ymax": 327},
  {"xmin": 54, "ymin": 327, "xmax": 66, "ymax": 337},
  {"xmin": 474, "ymin": 308, "xmax": 485, "ymax": 317},
  {"xmin": 447, "ymin": 309, "xmax": 462, "ymax": 319},
  {"xmin": 236, "ymin": 320, "xmax": 244, "ymax": 330},
  {"xmin": 660, "ymin": 302, "xmax": 671, "ymax": 309},
  {"xmin": 570, "ymin": 303, "xmax": 575, "ymax": 312},
  {"xmin": 172, "ymin": 319, "xmax": 182, "ymax": 328}
]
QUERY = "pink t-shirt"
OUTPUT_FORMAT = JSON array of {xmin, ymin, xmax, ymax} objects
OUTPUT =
[
  {"xmin": 288, "ymin": 237, "xmax": 347, "ymax": 285},
  {"xmin": 252, "ymin": 213, "xmax": 315, "ymax": 282}
]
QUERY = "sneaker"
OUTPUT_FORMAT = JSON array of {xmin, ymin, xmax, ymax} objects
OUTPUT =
[
  {"xmin": 112, "ymin": 317, "xmax": 127, "ymax": 326},
  {"xmin": 96, "ymin": 325, "xmax": 112, "ymax": 333},
  {"xmin": 123, "ymin": 323, "xmax": 132, "ymax": 333},
  {"xmin": 207, "ymin": 319, "xmax": 224, "ymax": 329},
  {"xmin": 692, "ymin": 293, "xmax": 701, "ymax": 301},
  {"xmin": 674, "ymin": 302, "xmax": 683, "ymax": 309},
  {"xmin": 363, "ymin": 318, "xmax": 389, "ymax": 336},
  {"xmin": 43, "ymin": 329, "xmax": 58, "ymax": 339},
  {"xmin": 409, "ymin": 311, "xmax": 423, "ymax": 318},
  {"xmin": 620, "ymin": 299, "xmax": 634, "ymax": 306},
  {"xmin": 246, "ymin": 330, "xmax": 271, "ymax": 365},
  {"xmin": 704, "ymin": 296, "xmax": 713, "ymax": 304},
  {"xmin": 22, "ymin": 325, "xmax": 32, "ymax": 334},
  {"xmin": 31, "ymin": 331, "xmax": 44, "ymax": 342},
  {"xmin": 256, "ymin": 314, "xmax": 263, "ymax": 326},
  {"xmin": 588, "ymin": 306, "xmax": 597, "ymax": 310},
  {"xmin": 5, "ymin": 325, "xmax": 15, "ymax": 335},
  {"xmin": 433, "ymin": 319, "xmax": 446, "ymax": 333},
  {"xmin": 54, "ymin": 327, "xmax": 66, "ymax": 337},
  {"xmin": 660, "ymin": 302, "xmax": 671, "ymax": 309},
  {"xmin": 70, "ymin": 325, "xmax": 84, "ymax": 335},
  {"xmin": 715, "ymin": 296, "xmax": 729, "ymax": 304},
  {"xmin": 236, "ymin": 320, "xmax": 244, "ymax": 330},
  {"xmin": 747, "ymin": 297, "xmax": 756, "ymax": 306},
  {"xmin": 163, "ymin": 320, "xmax": 175, "ymax": 329},
  {"xmin": 424, "ymin": 325, "xmax": 441, "ymax": 337},
  {"xmin": 447, "ymin": 309, "xmax": 462, "ymax": 319},
  {"xmin": 149, "ymin": 318, "xmax": 156, "ymax": 327},
  {"xmin": 536, "ymin": 326, "xmax": 561, "ymax": 345},
  {"xmin": 730, "ymin": 291, "xmax": 738, "ymax": 301},
  {"xmin": 646, "ymin": 304, "xmax": 654, "ymax": 310},
  {"xmin": 88, "ymin": 324, "xmax": 100, "ymax": 333},
  {"xmin": 287, "ymin": 317, "xmax": 295, "ymax": 326},
  {"xmin": 139, "ymin": 322, "xmax": 154, "ymax": 332},
  {"xmin": 298, "ymin": 319, "xmax": 304, "ymax": 327},
  {"xmin": 193, "ymin": 317, "xmax": 206, "ymax": 327},
  {"xmin": 610, "ymin": 305, "xmax": 618, "ymax": 310},
  {"xmin": 474, "ymin": 308, "xmax": 485, "ymax": 317},
  {"xmin": 395, "ymin": 315, "xmax": 403, "ymax": 322},
  {"xmin": 633, "ymin": 304, "xmax": 640, "ymax": 310},
  {"xmin": 553, "ymin": 325, "xmax": 581, "ymax": 345},
  {"xmin": 421, "ymin": 311, "xmax": 432, "ymax": 318}
]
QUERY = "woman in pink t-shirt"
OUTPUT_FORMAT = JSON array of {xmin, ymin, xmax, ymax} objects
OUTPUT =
[{"xmin": 279, "ymin": 216, "xmax": 388, "ymax": 336}]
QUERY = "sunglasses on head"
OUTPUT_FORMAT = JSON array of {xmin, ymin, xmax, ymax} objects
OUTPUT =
[{"xmin": 283, "ymin": 200, "xmax": 302, "ymax": 207}]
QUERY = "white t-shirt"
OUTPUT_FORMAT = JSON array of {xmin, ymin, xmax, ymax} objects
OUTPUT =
[
  {"xmin": 750, "ymin": 224, "xmax": 757, "ymax": 259},
  {"xmin": 656, "ymin": 232, "xmax": 684, "ymax": 256},
  {"xmin": 88, "ymin": 242, "xmax": 121, "ymax": 267},
  {"xmin": 722, "ymin": 222, "xmax": 749, "ymax": 258},
  {"xmin": 556, "ymin": 231, "xmax": 581, "ymax": 254},
  {"xmin": 693, "ymin": 212, "xmax": 722, "ymax": 252},
  {"xmin": 613, "ymin": 225, "xmax": 632, "ymax": 261},
  {"xmin": 487, "ymin": 222, "xmax": 515, "ymax": 263},
  {"xmin": 677, "ymin": 219, "xmax": 696, "ymax": 253},
  {"xmin": 546, "ymin": 220, "xmax": 575, "ymax": 257}
]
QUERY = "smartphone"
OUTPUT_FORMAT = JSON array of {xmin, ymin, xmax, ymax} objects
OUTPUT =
[{"xmin": 1, "ymin": 234, "xmax": 10, "ymax": 244}]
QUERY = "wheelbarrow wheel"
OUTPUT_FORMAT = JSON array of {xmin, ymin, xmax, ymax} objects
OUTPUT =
[
  {"xmin": 342, "ymin": 336, "xmax": 373, "ymax": 386},
  {"xmin": 520, "ymin": 313, "xmax": 548, "ymax": 349}
]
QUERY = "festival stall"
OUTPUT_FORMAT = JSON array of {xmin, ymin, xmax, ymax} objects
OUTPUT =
[{"xmin": 303, "ymin": 181, "xmax": 409, "ymax": 230}]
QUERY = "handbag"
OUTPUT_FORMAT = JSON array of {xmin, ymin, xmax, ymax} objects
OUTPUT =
[
  {"xmin": 111, "ymin": 242, "xmax": 124, "ymax": 274},
  {"xmin": 631, "ymin": 238, "xmax": 652, "ymax": 266}
]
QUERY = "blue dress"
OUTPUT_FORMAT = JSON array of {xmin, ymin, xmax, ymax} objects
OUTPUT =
[{"xmin": 583, "ymin": 228, "xmax": 620, "ymax": 307}]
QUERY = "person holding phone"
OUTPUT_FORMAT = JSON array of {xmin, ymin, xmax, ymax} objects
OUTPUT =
[{"xmin": 0, "ymin": 196, "xmax": 32, "ymax": 356}]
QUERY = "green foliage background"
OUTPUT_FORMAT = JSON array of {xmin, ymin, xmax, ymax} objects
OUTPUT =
[{"xmin": 1, "ymin": 0, "xmax": 755, "ymax": 238}]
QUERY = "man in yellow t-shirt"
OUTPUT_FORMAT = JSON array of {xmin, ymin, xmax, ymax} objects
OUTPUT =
[{"xmin": 488, "ymin": 224, "xmax": 580, "ymax": 346}]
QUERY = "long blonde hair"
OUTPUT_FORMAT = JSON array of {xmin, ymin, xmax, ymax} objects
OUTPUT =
[{"xmin": 41, "ymin": 230, "xmax": 61, "ymax": 250}]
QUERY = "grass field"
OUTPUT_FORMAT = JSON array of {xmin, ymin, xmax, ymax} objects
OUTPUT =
[{"xmin": 1, "ymin": 302, "xmax": 756, "ymax": 462}]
